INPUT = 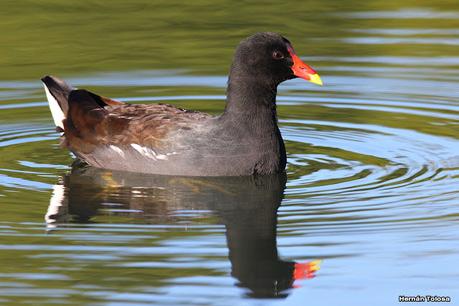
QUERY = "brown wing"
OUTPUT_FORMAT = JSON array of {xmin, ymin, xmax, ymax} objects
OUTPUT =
[{"xmin": 62, "ymin": 89, "xmax": 211, "ymax": 155}]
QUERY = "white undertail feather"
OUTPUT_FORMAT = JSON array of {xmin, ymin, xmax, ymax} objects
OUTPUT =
[{"xmin": 43, "ymin": 83, "xmax": 65, "ymax": 130}]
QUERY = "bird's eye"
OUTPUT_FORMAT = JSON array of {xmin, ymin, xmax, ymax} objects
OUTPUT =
[{"xmin": 272, "ymin": 51, "xmax": 284, "ymax": 60}]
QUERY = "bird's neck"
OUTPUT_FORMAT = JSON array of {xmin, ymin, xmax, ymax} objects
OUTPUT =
[
  {"xmin": 218, "ymin": 75, "xmax": 287, "ymax": 174},
  {"xmin": 221, "ymin": 77, "xmax": 279, "ymax": 136}
]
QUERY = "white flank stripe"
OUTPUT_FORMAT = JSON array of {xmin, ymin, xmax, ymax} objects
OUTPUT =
[
  {"xmin": 43, "ymin": 83, "xmax": 65, "ymax": 129},
  {"xmin": 130, "ymin": 144, "xmax": 169, "ymax": 160},
  {"xmin": 110, "ymin": 145, "xmax": 125, "ymax": 158}
]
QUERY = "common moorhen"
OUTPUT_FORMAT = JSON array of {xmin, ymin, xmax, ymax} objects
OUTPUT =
[{"xmin": 42, "ymin": 32, "xmax": 322, "ymax": 176}]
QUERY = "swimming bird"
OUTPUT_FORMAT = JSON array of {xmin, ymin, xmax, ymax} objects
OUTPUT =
[{"xmin": 42, "ymin": 32, "xmax": 322, "ymax": 176}]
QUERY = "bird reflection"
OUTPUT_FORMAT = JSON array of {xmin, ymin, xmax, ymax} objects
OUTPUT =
[{"xmin": 45, "ymin": 163, "xmax": 320, "ymax": 298}]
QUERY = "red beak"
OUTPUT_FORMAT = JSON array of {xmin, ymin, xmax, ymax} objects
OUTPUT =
[{"xmin": 287, "ymin": 47, "xmax": 323, "ymax": 85}]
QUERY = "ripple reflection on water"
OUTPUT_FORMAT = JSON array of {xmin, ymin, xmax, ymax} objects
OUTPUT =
[{"xmin": 1, "ymin": 47, "xmax": 459, "ymax": 306}]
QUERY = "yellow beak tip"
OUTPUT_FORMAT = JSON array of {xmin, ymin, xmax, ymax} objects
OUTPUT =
[{"xmin": 309, "ymin": 74, "xmax": 323, "ymax": 86}]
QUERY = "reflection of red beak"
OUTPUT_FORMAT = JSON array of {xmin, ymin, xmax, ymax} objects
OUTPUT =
[
  {"xmin": 293, "ymin": 260, "xmax": 322, "ymax": 281},
  {"xmin": 288, "ymin": 47, "xmax": 323, "ymax": 85}
]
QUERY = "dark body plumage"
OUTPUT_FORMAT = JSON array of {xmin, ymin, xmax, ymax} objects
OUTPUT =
[{"xmin": 42, "ymin": 32, "xmax": 320, "ymax": 176}]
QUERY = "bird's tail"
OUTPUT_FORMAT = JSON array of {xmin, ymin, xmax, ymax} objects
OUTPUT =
[{"xmin": 41, "ymin": 75, "xmax": 74, "ymax": 130}]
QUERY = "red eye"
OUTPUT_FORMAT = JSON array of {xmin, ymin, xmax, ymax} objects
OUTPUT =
[{"xmin": 272, "ymin": 51, "xmax": 284, "ymax": 60}]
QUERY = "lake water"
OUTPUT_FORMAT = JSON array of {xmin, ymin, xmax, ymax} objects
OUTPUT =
[{"xmin": 1, "ymin": 1, "xmax": 459, "ymax": 305}]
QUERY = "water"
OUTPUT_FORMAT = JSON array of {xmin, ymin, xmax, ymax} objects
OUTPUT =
[{"xmin": 1, "ymin": 1, "xmax": 459, "ymax": 305}]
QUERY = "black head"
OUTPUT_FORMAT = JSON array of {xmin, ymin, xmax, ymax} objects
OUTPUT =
[{"xmin": 230, "ymin": 32, "xmax": 322, "ymax": 86}]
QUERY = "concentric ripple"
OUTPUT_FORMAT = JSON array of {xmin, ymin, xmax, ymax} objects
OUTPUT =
[
  {"xmin": 2, "ymin": 7, "xmax": 459, "ymax": 302},
  {"xmin": 1, "ymin": 63, "xmax": 459, "ymax": 304}
]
